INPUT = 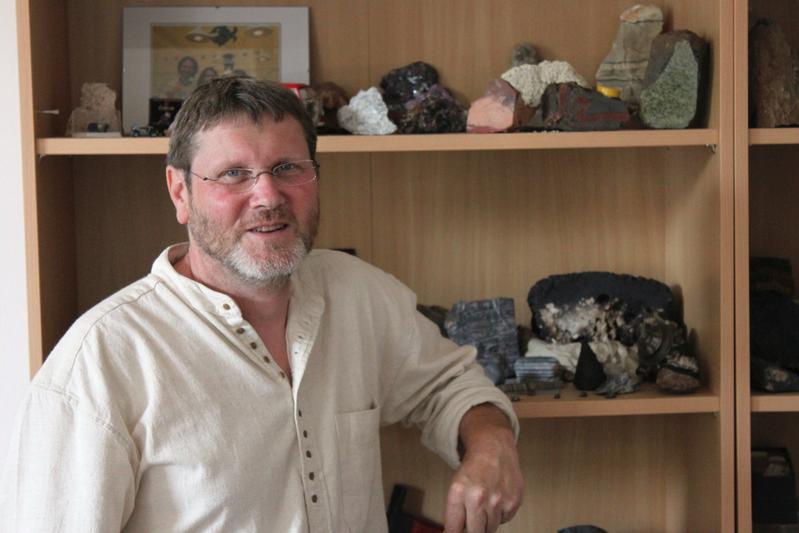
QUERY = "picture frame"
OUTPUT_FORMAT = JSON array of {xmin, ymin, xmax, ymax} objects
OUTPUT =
[{"xmin": 122, "ymin": 6, "xmax": 309, "ymax": 132}]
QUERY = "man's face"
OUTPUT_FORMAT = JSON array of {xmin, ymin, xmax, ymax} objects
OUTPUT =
[{"xmin": 168, "ymin": 115, "xmax": 319, "ymax": 288}]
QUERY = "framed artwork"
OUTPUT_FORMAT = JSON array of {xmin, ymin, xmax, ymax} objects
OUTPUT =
[{"xmin": 122, "ymin": 6, "xmax": 309, "ymax": 132}]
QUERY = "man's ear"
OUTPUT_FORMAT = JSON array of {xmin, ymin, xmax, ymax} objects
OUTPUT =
[{"xmin": 166, "ymin": 166, "xmax": 190, "ymax": 225}]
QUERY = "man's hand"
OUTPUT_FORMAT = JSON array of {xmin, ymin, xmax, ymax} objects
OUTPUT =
[{"xmin": 443, "ymin": 403, "xmax": 523, "ymax": 532}]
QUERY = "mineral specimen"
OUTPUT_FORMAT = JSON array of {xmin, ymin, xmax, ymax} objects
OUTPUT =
[
  {"xmin": 337, "ymin": 87, "xmax": 397, "ymax": 135},
  {"xmin": 314, "ymin": 81, "xmax": 349, "ymax": 133},
  {"xmin": 751, "ymin": 358, "xmax": 799, "ymax": 393},
  {"xmin": 640, "ymin": 30, "xmax": 708, "ymax": 129},
  {"xmin": 467, "ymin": 78, "xmax": 534, "ymax": 133},
  {"xmin": 514, "ymin": 356, "xmax": 563, "ymax": 387},
  {"xmin": 511, "ymin": 42, "xmax": 538, "ymax": 67},
  {"xmin": 573, "ymin": 342, "xmax": 606, "ymax": 391},
  {"xmin": 397, "ymin": 84, "xmax": 467, "ymax": 133},
  {"xmin": 66, "ymin": 82, "xmax": 122, "ymax": 136},
  {"xmin": 596, "ymin": 373, "xmax": 640, "ymax": 397},
  {"xmin": 501, "ymin": 61, "xmax": 590, "ymax": 108},
  {"xmin": 380, "ymin": 61, "xmax": 439, "ymax": 113},
  {"xmin": 595, "ymin": 4, "xmax": 664, "ymax": 106},
  {"xmin": 656, "ymin": 354, "xmax": 700, "ymax": 394},
  {"xmin": 444, "ymin": 298, "xmax": 520, "ymax": 382},
  {"xmin": 750, "ymin": 19, "xmax": 799, "ymax": 128},
  {"xmin": 541, "ymin": 83, "xmax": 630, "ymax": 131}
]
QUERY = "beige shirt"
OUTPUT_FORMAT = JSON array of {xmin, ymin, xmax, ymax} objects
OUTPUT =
[{"xmin": 1, "ymin": 245, "xmax": 518, "ymax": 532}]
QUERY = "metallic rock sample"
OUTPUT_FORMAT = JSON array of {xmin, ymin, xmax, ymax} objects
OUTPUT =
[
  {"xmin": 501, "ymin": 61, "xmax": 590, "ymax": 108},
  {"xmin": 595, "ymin": 4, "xmax": 664, "ymax": 106},
  {"xmin": 337, "ymin": 87, "xmax": 397, "ymax": 135},
  {"xmin": 750, "ymin": 19, "xmax": 799, "ymax": 128},
  {"xmin": 640, "ymin": 30, "xmax": 708, "ymax": 129},
  {"xmin": 541, "ymin": 82, "xmax": 630, "ymax": 131},
  {"xmin": 467, "ymin": 79, "xmax": 534, "ymax": 133},
  {"xmin": 444, "ymin": 298, "xmax": 520, "ymax": 383},
  {"xmin": 398, "ymin": 84, "xmax": 467, "ymax": 133}
]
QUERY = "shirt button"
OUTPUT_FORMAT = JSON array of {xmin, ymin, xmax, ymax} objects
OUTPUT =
[
  {"xmin": 279, "ymin": 371, "xmax": 286, "ymax": 379},
  {"xmin": 303, "ymin": 430, "xmax": 308, "ymax": 438},
  {"xmin": 223, "ymin": 303, "xmax": 231, "ymax": 310},
  {"xmin": 263, "ymin": 356, "xmax": 271, "ymax": 364},
  {"xmin": 236, "ymin": 327, "xmax": 245, "ymax": 334},
  {"xmin": 309, "ymin": 472, "xmax": 315, "ymax": 480},
  {"xmin": 250, "ymin": 342, "xmax": 258, "ymax": 349},
  {"xmin": 311, "ymin": 495, "xmax": 318, "ymax": 503},
  {"xmin": 306, "ymin": 450, "xmax": 312, "ymax": 458},
  {"xmin": 298, "ymin": 410, "xmax": 302, "ymax": 417}
]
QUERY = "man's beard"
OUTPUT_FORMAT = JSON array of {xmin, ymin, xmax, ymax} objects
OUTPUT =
[{"xmin": 187, "ymin": 200, "xmax": 319, "ymax": 289}]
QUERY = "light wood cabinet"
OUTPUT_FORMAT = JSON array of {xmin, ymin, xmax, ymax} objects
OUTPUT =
[
  {"xmin": 735, "ymin": 1, "xmax": 799, "ymax": 531},
  {"xmin": 17, "ymin": 0, "xmax": 736, "ymax": 530}
]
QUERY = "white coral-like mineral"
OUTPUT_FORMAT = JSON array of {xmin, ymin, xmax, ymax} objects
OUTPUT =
[
  {"xmin": 337, "ymin": 87, "xmax": 397, "ymax": 135},
  {"xmin": 501, "ymin": 61, "xmax": 590, "ymax": 108}
]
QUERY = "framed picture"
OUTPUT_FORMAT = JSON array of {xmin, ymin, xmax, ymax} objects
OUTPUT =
[{"xmin": 122, "ymin": 6, "xmax": 309, "ymax": 132}]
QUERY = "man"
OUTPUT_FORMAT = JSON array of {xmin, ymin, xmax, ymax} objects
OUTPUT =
[{"xmin": 1, "ymin": 77, "xmax": 522, "ymax": 532}]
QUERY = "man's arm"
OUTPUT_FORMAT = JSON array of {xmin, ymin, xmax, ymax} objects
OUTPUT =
[{"xmin": 443, "ymin": 403, "xmax": 523, "ymax": 533}]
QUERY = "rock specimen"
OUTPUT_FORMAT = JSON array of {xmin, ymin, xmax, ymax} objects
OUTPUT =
[
  {"xmin": 752, "ymin": 358, "xmax": 799, "ymax": 393},
  {"xmin": 66, "ymin": 82, "xmax": 122, "ymax": 136},
  {"xmin": 540, "ymin": 83, "xmax": 630, "ymax": 131},
  {"xmin": 314, "ymin": 81, "xmax": 349, "ymax": 133},
  {"xmin": 337, "ymin": 87, "xmax": 397, "ymax": 135},
  {"xmin": 511, "ymin": 42, "xmax": 538, "ymax": 67},
  {"xmin": 467, "ymin": 79, "xmax": 534, "ymax": 133},
  {"xmin": 514, "ymin": 355, "xmax": 563, "ymax": 389},
  {"xmin": 595, "ymin": 4, "xmax": 664, "ymax": 106},
  {"xmin": 380, "ymin": 61, "xmax": 439, "ymax": 113},
  {"xmin": 573, "ymin": 342, "xmax": 606, "ymax": 391},
  {"xmin": 444, "ymin": 298, "xmax": 520, "ymax": 383},
  {"xmin": 750, "ymin": 19, "xmax": 799, "ymax": 128},
  {"xmin": 596, "ymin": 373, "xmax": 640, "ymax": 397},
  {"xmin": 501, "ymin": 61, "xmax": 590, "ymax": 108},
  {"xmin": 397, "ymin": 84, "xmax": 467, "ymax": 133},
  {"xmin": 656, "ymin": 354, "xmax": 700, "ymax": 394},
  {"xmin": 640, "ymin": 30, "xmax": 708, "ymax": 129}
]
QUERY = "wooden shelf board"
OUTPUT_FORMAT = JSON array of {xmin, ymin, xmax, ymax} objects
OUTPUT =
[
  {"xmin": 512, "ymin": 383, "xmax": 719, "ymax": 418},
  {"xmin": 750, "ymin": 128, "xmax": 799, "ymax": 145},
  {"xmin": 752, "ymin": 392, "xmax": 799, "ymax": 413},
  {"xmin": 36, "ymin": 129, "xmax": 719, "ymax": 156}
]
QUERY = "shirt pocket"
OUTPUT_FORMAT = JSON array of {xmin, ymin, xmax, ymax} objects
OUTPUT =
[{"xmin": 334, "ymin": 406, "xmax": 380, "ymax": 533}]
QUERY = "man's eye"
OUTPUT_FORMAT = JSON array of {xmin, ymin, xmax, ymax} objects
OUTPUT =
[
  {"xmin": 272, "ymin": 163, "xmax": 297, "ymax": 176},
  {"xmin": 219, "ymin": 169, "xmax": 251, "ymax": 181}
]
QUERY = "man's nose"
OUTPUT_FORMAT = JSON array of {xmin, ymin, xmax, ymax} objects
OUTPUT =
[{"xmin": 248, "ymin": 172, "xmax": 285, "ymax": 208}]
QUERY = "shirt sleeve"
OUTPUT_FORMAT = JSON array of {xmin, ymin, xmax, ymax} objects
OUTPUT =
[
  {"xmin": 381, "ymin": 308, "xmax": 520, "ymax": 469},
  {"xmin": 1, "ymin": 385, "xmax": 138, "ymax": 533}
]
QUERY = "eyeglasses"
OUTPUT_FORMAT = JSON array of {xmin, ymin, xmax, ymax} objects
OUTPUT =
[{"xmin": 189, "ymin": 159, "xmax": 320, "ymax": 192}]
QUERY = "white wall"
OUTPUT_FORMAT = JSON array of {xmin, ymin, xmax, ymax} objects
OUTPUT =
[{"xmin": 0, "ymin": 1, "xmax": 31, "ymax": 461}]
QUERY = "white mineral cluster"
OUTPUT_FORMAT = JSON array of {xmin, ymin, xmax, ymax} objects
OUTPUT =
[
  {"xmin": 524, "ymin": 337, "xmax": 639, "ymax": 379},
  {"xmin": 337, "ymin": 87, "xmax": 397, "ymax": 135},
  {"xmin": 65, "ymin": 82, "xmax": 122, "ymax": 136},
  {"xmin": 501, "ymin": 61, "xmax": 589, "ymax": 108}
]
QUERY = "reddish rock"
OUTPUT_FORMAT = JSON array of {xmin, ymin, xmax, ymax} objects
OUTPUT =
[
  {"xmin": 750, "ymin": 19, "xmax": 799, "ymax": 127},
  {"xmin": 541, "ymin": 83, "xmax": 630, "ymax": 131},
  {"xmin": 467, "ymin": 79, "xmax": 534, "ymax": 133}
]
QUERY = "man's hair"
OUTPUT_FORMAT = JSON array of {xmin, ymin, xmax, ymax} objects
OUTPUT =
[{"xmin": 167, "ymin": 76, "xmax": 317, "ymax": 182}]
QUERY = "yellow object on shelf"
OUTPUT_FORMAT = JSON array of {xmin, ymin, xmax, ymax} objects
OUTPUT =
[{"xmin": 597, "ymin": 83, "xmax": 622, "ymax": 98}]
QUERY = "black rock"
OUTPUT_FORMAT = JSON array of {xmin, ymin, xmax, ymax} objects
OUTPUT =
[
  {"xmin": 527, "ymin": 272, "xmax": 677, "ymax": 343},
  {"xmin": 752, "ymin": 357, "xmax": 799, "ymax": 392},
  {"xmin": 380, "ymin": 61, "xmax": 439, "ymax": 113},
  {"xmin": 541, "ymin": 83, "xmax": 630, "ymax": 131},
  {"xmin": 573, "ymin": 342, "xmax": 606, "ymax": 391},
  {"xmin": 397, "ymin": 84, "xmax": 467, "ymax": 133}
]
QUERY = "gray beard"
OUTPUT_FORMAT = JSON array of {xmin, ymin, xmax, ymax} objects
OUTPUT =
[{"xmin": 187, "ymin": 203, "xmax": 318, "ymax": 290}]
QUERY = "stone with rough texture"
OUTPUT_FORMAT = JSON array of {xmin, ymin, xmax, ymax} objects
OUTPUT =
[
  {"xmin": 398, "ymin": 84, "xmax": 467, "ymax": 133},
  {"xmin": 380, "ymin": 61, "xmax": 439, "ymax": 116},
  {"xmin": 595, "ymin": 4, "xmax": 664, "ymax": 106},
  {"xmin": 656, "ymin": 354, "xmax": 700, "ymax": 393},
  {"xmin": 501, "ymin": 61, "xmax": 589, "ymax": 108},
  {"xmin": 750, "ymin": 19, "xmax": 799, "ymax": 128},
  {"xmin": 314, "ymin": 81, "xmax": 349, "ymax": 133},
  {"xmin": 511, "ymin": 42, "xmax": 538, "ymax": 67},
  {"xmin": 337, "ymin": 87, "xmax": 397, "ymax": 135},
  {"xmin": 66, "ymin": 82, "xmax": 122, "ymax": 136},
  {"xmin": 444, "ymin": 298, "xmax": 520, "ymax": 382},
  {"xmin": 541, "ymin": 83, "xmax": 630, "ymax": 131},
  {"xmin": 752, "ymin": 357, "xmax": 799, "ymax": 392},
  {"xmin": 595, "ymin": 373, "xmax": 640, "ymax": 397},
  {"xmin": 640, "ymin": 30, "xmax": 708, "ymax": 129},
  {"xmin": 467, "ymin": 79, "xmax": 534, "ymax": 133},
  {"xmin": 573, "ymin": 342, "xmax": 606, "ymax": 391}
]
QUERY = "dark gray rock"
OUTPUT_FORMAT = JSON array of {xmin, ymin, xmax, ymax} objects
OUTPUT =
[
  {"xmin": 656, "ymin": 354, "xmax": 700, "ymax": 394},
  {"xmin": 444, "ymin": 298, "xmax": 520, "ymax": 382},
  {"xmin": 398, "ymin": 84, "xmax": 467, "ymax": 133},
  {"xmin": 511, "ymin": 42, "xmax": 538, "ymax": 67},
  {"xmin": 541, "ymin": 82, "xmax": 630, "ymax": 131},
  {"xmin": 640, "ymin": 30, "xmax": 708, "ymax": 128},
  {"xmin": 752, "ymin": 357, "xmax": 799, "ymax": 392}
]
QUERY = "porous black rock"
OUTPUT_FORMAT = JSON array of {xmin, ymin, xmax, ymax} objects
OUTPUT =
[
  {"xmin": 573, "ymin": 342, "xmax": 606, "ymax": 391},
  {"xmin": 541, "ymin": 83, "xmax": 630, "ymax": 131},
  {"xmin": 527, "ymin": 272, "xmax": 677, "ymax": 343},
  {"xmin": 380, "ymin": 61, "xmax": 439, "ymax": 116},
  {"xmin": 444, "ymin": 298, "xmax": 520, "ymax": 382}
]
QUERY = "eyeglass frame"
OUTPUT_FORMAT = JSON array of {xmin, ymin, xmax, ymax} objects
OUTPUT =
[{"xmin": 187, "ymin": 159, "xmax": 321, "ymax": 191}]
